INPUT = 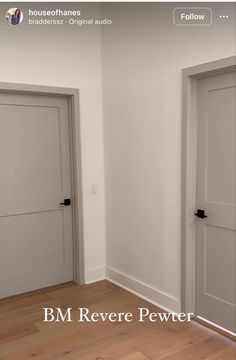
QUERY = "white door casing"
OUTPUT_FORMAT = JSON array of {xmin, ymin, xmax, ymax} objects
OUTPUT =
[{"xmin": 0, "ymin": 93, "xmax": 73, "ymax": 298}]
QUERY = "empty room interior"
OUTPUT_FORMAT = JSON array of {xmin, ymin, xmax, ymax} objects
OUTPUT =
[{"xmin": 0, "ymin": 2, "xmax": 236, "ymax": 359}]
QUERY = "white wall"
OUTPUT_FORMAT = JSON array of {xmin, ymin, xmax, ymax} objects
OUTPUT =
[
  {"xmin": 0, "ymin": 3, "xmax": 106, "ymax": 283},
  {"xmin": 102, "ymin": 3, "xmax": 236, "ymax": 311}
]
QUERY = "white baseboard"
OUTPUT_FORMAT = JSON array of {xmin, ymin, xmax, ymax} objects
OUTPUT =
[
  {"xmin": 106, "ymin": 266, "xmax": 180, "ymax": 313},
  {"xmin": 85, "ymin": 266, "xmax": 106, "ymax": 284}
]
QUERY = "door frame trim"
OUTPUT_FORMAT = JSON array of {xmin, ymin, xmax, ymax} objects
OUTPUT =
[
  {"xmin": 181, "ymin": 56, "xmax": 236, "ymax": 313},
  {"xmin": 0, "ymin": 82, "xmax": 84, "ymax": 285}
]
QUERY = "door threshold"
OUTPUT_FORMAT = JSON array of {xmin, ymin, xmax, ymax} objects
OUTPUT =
[{"xmin": 195, "ymin": 316, "xmax": 236, "ymax": 341}]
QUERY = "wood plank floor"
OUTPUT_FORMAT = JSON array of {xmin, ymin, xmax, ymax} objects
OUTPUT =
[{"xmin": 0, "ymin": 281, "xmax": 235, "ymax": 359}]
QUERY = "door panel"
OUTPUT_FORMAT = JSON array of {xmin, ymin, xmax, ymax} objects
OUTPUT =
[
  {"xmin": 206, "ymin": 86, "xmax": 235, "ymax": 204},
  {"xmin": 196, "ymin": 71, "xmax": 236, "ymax": 333},
  {"xmin": 1, "ymin": 211, "xmax": 66, "ymax": 272},
  {"xmin": 0, "ymin": 93, "xmax": 73, "ymax": 298},
  {"xmin": 204, "ymin": 225, "xmax": 235, "ymax": 305}
]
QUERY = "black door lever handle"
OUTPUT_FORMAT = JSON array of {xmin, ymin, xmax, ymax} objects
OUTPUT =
[
  {"xmin": 60, "ymin": 198, "xmax": 71, "ymax": 206},
  {"xmin": 195, "ymin": 209, "xmax": 207, "ymax": 218}
]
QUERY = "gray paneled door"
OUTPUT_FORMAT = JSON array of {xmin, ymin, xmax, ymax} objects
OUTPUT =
[
  {"xmin": 196, "ymin": 71, "xmax": 236, "ymax": 333},
  {"xmin": 0, "ymin": 93, "xmax": 73, "ymax": 298}
]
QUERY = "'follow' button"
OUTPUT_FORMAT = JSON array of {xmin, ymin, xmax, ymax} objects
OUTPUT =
[{"xmin": 173, "ymin": 7, "xmax": 212, "ymax": 26}]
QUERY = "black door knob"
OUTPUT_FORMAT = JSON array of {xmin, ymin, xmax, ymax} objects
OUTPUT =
[
  {"xmin": 195, "ymin": 209, "xmax": 207, "ymax": 218},
  {"xmin": 60, "ymin": 198, "xmax": 71, "ymax": 206}
]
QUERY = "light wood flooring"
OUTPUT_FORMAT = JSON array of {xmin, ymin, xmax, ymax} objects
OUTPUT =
[{"xmin": 0, "ymin": 280, "xmax": 235, "ymax": 359}]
